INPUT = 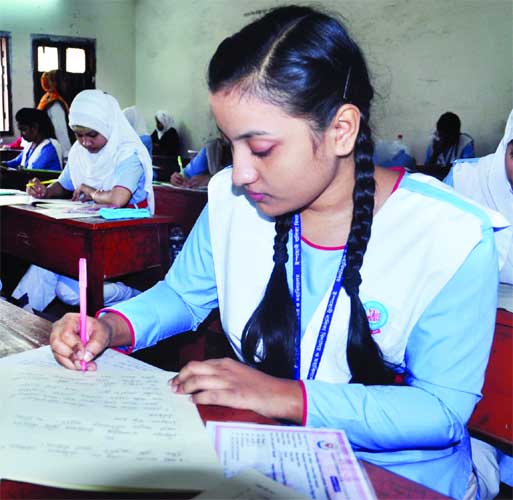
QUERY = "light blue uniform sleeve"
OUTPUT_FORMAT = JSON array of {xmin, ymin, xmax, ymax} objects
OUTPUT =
[
  {"xmin": 57, "ymin": 164, "xmax": 74, "ymax": 191},
  {"xmin": 112, "ymin": 153, "xmax": 146, "ymax": 203},
  {"xmin": 304, "ymin": 228, "xmax": 498, "ymax": 451},
  {"xmin": 108, "ymin": 205, "xmax": 218, "ymax": 350},
  {"xmin": 183, "ymin": 147, "xmax": 208, "ymax": 178}
]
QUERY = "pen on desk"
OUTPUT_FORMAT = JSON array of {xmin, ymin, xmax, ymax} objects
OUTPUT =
[
  {"xmin": 26, "ymin": 180, "xmax": 55, "ymax": 188},
  {"xmin": 79, "ymin": 258, "xmax": 88, "ymax": 372}
]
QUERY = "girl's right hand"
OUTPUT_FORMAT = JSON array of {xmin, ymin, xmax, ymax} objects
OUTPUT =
[
  {"xmin": 170, "ymin": 172, "xmax": 189, "ymax": 187},
  {"xmin": 27, "ymin": 178, "xmax": 47, "ymax": 198},
  {"xmin": 50, "ymin": 313, "xmax": 112, "ymax": 371}
]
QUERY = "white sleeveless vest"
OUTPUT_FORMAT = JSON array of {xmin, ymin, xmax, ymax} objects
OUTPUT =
[{"xmin": 208, "ymin": 169, "xmax": 506, "ymax": 383}]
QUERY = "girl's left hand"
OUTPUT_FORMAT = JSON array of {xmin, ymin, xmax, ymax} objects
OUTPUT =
[
  {"xmin": 72, "ymin": 183, "xmax": 94, "ymax": 202},
  {"xmin": 169, "ymin": 358, "xmax": 304, "ymax": 422}
]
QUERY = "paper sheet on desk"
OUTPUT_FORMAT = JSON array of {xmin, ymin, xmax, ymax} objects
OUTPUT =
[
  {"xmin": 206, "ymin": 421, "xmax": 376, "ymax": 500},
  {"xmin": 30, "ymin": 199, "xmax": 101, "ymax": 219},
  {"xmin": 0, "ymin": 189, "xmax": 30, "ymax": 206},
  {"xmin": 193, "ymin": 468, "xmax": 312, "ymax": 499},
  {"xmin": 0, "ymin": 346, "xmax": 223, "ymax": 493}
]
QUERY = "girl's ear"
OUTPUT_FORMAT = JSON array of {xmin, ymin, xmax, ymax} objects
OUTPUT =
[{"xmin": 330, "ymin": 104, "xmax": 361, "ymax": 157}]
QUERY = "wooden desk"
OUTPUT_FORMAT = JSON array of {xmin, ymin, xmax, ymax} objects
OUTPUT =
[
  {"xmin": 0, "ymin": 205, "xmax": 175, "ymax": 315},
  {"xmin": 0, "ymin": 299, "xmax": 51, "ymax": 357},
  {"xmin": 0, "ymin": 303, "xmax": 448, "ymax": 500},
  {"xmin": 154, "ymin": 183, "xmax": 207, "ymax": 233}
]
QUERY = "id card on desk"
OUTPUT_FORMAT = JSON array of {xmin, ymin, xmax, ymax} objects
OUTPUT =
[{"xmin": 206, "ymin": 421, "xmax": 376, "ymax": 500}]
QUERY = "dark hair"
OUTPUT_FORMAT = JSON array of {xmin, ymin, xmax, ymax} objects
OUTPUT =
[
  {"xmin": 208, "ymin": 5, "xmax": 398, "ymax": 384},
  {"xmin": 437, "ymin": 112, "xmax": 461, "ymax": 141},
  {"xmin": 15, "ymin": 108, "xmax": 56, "ymax": 139}
]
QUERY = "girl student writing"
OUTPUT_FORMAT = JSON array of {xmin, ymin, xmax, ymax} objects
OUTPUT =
[
  {"xmin": 49, "ymin": 6, "xmax": 510, "ymax": 499},
  {"xmin": 13, "ymin": 89, "xmax": 154, "ymax": 312}
]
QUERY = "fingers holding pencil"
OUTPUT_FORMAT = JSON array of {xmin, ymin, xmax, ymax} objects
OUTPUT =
[
  {"xmin": 26, "ymin": 177, "xmax": 52, "ymax": 198},
  {"xmin": 50, "ymin": 313, "xmax": 111, "ymax": 371}
]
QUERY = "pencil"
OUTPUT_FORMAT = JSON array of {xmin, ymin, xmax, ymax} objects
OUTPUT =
[
  {"xmin": 26, "ymin": 179, "xmax": 55, "ymax": 187},
  {"xmin": 177, "ymin": 155, "xmax": 184, "ymax": 176},
  {"xmin": 79, "ymin": 258, "xmax": 88, "ymax": 372}
]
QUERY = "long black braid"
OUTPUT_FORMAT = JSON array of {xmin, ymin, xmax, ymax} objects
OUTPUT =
[
  {"xmin": 241, "ymin": 214, "xmax": 296, "ymax": 378},
  {"xmin": 344, "ymin": 117, "xmax": 398, "ymax": 385}
]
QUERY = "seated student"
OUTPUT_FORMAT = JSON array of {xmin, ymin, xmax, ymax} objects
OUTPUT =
[
  {"xmin": 170, "ymin": 138, "xmax": 231, "ymax": 188},
  {"xmin": 445, "ymin": 109, "xmax": 513, "ymax": 286},
  {"xmin": 1, "ymin": 108, "xmax": 62, "ymax": 171},
  {"xmin": 151, "ymin": 110, "xmax": 180, "ymax": 156},
  {"xmin": 123, "ymin": 105, "xmax": 152, "ymax": 156},
  {"xmin": 49, "ymin": 7, "xmax": 510, "ymax": 500},
  {"xmin": 425, "ymin": 111, "xmax": 475, "ymax": 174},
  {"xmin": 37, "ymin": 69, "xmax": 72, "ymax": 161},
  {"xmin": 12, "ymin": 89, "xmax": 154, "ymax": 313}
]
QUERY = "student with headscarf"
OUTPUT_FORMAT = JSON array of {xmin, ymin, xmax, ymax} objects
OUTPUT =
[
  {"xmin": 151, "ymin": 110, "xmax": 180, "ymax": 156},
  {"xmin": 12, "ymin": 89, "xmax": 155, "ymax": 313},
  {"xmin": 1, "ymin": 108, "xmax": 62, "ymax": 170},
  {"xmin": 445, "ymin": 109, "xmax": 513, "ymax": 287},
  {"xmin": 37, "ymin": 69, "xmax": 72, "ymax": 161},
  {"xmin": 123, "ymin": 105, "xmax": 152, "ymax": 156}
]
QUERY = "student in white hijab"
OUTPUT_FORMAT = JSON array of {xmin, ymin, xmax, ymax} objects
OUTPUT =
[
  {"xmin": 123, "ymin": 105, "xmax": 152, "ymax": 156},
  {"xmin": 12, "ymin": 89, "xmax": 155, "ymax": 313},
  {"xmin": 151, "ymin": 110, "xmax": 180, "ymax": 156},
  {"xmin": 445, "ymin": 109, "xmax": 513, "ymax": 288}
]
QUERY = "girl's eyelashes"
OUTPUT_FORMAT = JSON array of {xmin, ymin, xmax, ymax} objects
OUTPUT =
[{"xmin": 251, "ymin": 147, "xmax": 272, "ymax": 158}]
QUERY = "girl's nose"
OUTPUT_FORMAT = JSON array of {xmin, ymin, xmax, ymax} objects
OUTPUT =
[{"xmin": 231, "ymin": 151, "xmax": 259, "ymax": 187}]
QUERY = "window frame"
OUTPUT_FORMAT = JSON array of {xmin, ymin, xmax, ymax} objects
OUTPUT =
[{"xmin": 31, "ymin": 34, "xmax": 96, "ymax": 106}]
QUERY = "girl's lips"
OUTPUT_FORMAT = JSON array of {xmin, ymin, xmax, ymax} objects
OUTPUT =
[{"xmin": 246, "ymin": 190, "xmax": 265, "ymax": 202}]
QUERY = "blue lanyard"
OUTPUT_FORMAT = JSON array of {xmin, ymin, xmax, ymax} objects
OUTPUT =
[{"xmin": 292, "ymin": 213, "xmax": 347, "ymax": 380}]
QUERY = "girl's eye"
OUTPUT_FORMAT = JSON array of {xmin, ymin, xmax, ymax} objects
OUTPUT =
[
  {"xmin": 251, "ymin": 148, "xmax": 272, "ymax": 158},
  {"xmin": 87, "ymin": 132, "xmax": 98, "ymax": 138}
]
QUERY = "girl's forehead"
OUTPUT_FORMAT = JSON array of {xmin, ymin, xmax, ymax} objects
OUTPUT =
[{"xmin": 72, "ymin": 126, "xmax": 94, "ymax": 134}]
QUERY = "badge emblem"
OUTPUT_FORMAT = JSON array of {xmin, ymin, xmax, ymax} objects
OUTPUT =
[{"xmin": 364, "ymin": 301, "xmax": 388, "ymax": 333}]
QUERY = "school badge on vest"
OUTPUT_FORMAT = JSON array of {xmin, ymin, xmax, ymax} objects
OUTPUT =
[{"xmin": 364, "ymin": 300, "xmax": 388, "ymax": 334}]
